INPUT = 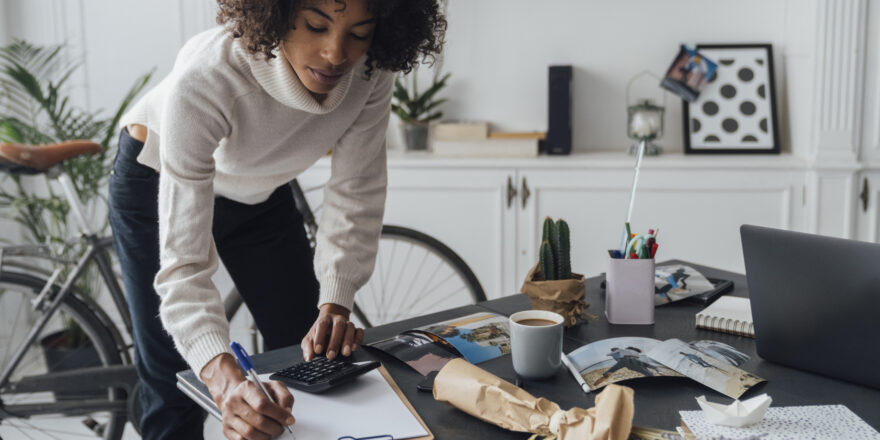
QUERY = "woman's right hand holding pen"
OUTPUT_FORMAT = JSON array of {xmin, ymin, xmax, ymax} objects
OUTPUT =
[{"xmin": 201, "ymin": 353, "xmax": 295, "ymax": 440}]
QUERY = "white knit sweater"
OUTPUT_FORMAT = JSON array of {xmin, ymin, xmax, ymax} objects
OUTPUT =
[{"xmin": 120, "ymin": 27, "xmax": 391, "ymax": 375}]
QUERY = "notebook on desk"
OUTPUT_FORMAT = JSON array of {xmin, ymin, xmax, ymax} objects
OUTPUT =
[
  {"xmin": 177, "ymin": 364, "xmax": 433, "ymax": 439},
  {"xmin": 695, "ymin": 296, "xmax": 754, "ymax": 338}
]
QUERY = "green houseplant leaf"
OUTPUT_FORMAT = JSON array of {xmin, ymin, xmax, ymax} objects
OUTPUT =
[{"xmin": 392, "ymin": 70, "xmax": 450, "ymax": 124}]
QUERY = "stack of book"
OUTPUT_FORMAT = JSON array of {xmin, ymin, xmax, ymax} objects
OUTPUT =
[{"xmin": 431, "ymin": 121, "xmax": 542, "ymax": 158}]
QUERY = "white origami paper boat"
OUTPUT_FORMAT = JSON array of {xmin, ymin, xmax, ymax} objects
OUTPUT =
[{"xmin": 695, "ymin": 393, "xmax": 772, "ymax": 427}]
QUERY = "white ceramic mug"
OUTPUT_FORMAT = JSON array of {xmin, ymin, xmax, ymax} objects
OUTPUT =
[{"xmin": 509, "ymin": 310, "xmax": 564, "ymax": 379}]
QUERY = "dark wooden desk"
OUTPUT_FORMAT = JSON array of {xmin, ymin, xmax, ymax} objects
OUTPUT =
[{"xmin": 183, "ymin": 261, "xmax": 880, "ymax": 438}]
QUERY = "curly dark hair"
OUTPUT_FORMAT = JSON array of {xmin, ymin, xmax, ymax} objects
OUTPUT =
[{"xmin": 216, "ymin": 0, "xmax": 446, "ymax": 76}]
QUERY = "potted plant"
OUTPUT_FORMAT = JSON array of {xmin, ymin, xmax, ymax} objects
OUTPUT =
[
  {"xmin": 520, "ymin": 217, "xmax": 588, "ymax": 327},
  {"xmin": 391, "ymin": 69, "xmax": 450, "ymax": 151},
  {"xmin": 0, "ymin": 39, "xmax": 151, "ymax": 393}
]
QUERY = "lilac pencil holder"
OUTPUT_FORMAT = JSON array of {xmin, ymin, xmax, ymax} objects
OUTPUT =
[{"xmin": 605, "ymin": 255, "xmax": 655, "ymax": 325}]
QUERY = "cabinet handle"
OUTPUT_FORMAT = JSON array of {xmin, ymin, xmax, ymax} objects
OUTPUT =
[
  {"xmin": 521, "ymin": 176, "xmax": 531, "ymax": 209},
  {"xmin": 506, "ymin": 176, "xmax": 518, "ymax": 209},
  {"xmin": 861, "ymin": 177, "xmax": 869, "ymax": 213}
]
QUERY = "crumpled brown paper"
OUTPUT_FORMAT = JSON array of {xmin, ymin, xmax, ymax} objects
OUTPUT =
[
  {"xmin": 521, "ymin": 264, "xmax": 590, "ymax": 327},
  {"xmin": 433, "ymin": 359, "xmax": 634, "ymax": 440}
]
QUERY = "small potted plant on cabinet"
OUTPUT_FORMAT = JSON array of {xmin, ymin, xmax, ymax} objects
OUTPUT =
[{"xmin": 391, "ymin": 70, "xmax": 450, "ymax": 151}]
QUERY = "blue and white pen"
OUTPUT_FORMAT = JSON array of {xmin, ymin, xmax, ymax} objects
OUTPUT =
[{"xmin": 230, "ymin": 342, "xmax": 293, "ymax": 433}]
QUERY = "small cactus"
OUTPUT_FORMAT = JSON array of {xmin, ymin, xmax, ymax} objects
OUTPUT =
[
  {"xmin": 536, "ymin": 217, "xmax": 571, "ymax": 280},
  {"xmin": 540, "ymin": 240, "xmax": 555, "ymax": 281},
  {"xmin": 556, "ymin": 219, "xmax": 571, "ymax": 280},
  {"xmin": 542, "ymin": 217, "xmax": 555, "ymax": 244}
]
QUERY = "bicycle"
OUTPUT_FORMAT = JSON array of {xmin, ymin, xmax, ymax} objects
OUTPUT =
[{"xmin": 0, "ymin": 140, "xmax": 485, "ymax": 439}]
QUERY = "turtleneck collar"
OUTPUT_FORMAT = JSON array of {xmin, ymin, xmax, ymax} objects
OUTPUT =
[{"xmin": 246, "ymin": 42, "xmax": 354, "ymax": 115}]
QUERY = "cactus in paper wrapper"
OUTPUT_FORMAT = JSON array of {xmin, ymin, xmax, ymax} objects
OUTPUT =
[{"xmin": 524, "ymin": 217, "xmax": 586, "ymax": 326}]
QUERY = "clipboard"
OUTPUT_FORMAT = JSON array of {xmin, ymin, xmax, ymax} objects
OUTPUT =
[
  {"xmin": 376, "ymin": 365, "xmax": 434, "ymax": 440},
  {"xmin": 177, "ymin": 363, "xmax": 433, "ymax": 440}
]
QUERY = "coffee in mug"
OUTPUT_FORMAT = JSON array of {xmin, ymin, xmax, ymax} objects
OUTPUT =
[
  {"xmin": 514, "ymin": 318, "xmax": 557, "ymax": 326},
  {"xmin": 509, "ymin": 310, "xmax": 564, "ymax": 380}
]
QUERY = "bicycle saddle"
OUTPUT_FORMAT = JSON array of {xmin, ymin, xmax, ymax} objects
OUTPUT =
[{"xmin": 0, "ymin": 140, "xmax": 102, "ymax": 173}]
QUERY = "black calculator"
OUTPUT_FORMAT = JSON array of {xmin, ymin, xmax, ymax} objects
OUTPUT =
[{"xmin": 269, "ymin": 357, "xmax": 381, "ymax": 393}]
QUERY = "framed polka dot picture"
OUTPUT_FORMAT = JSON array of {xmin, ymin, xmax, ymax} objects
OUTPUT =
[{"xmin": 683, "ymin": 44, "xmax": 780, "ymax": 154}]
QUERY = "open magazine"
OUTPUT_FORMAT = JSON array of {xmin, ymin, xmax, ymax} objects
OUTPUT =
[
  {"xmin": 566, "ymin": 337, "xmax": 765, "ymax": 398},
  {"xmin": 367, "ymin": 312, "xmax": 510, "ymax": 376}
]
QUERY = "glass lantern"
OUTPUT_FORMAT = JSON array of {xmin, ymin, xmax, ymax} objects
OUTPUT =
[{"xmin": 626, "ymin": 99, "xmax": 665, "ymax": 156}]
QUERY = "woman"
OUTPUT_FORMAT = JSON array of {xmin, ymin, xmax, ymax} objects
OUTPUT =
[{"xmin": 108, "ymin": 1, "xmax": 445, "ymax": 438}]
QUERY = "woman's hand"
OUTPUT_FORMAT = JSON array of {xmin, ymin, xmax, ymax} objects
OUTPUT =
[
  {"xmin": 302, "ymin": 303, "xmax": 364, "ymax": 361},
  {"xmin": 201, "ymin": 354, "xmax": 295, "ymax": 440}
]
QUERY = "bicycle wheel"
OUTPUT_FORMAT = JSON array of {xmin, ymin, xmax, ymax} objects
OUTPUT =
[
  {"xmin": 351, "ymin": 225, "xmax": 487, "ymax": 327},
  {"xmin": 0, "ymin": 271, "xmax": 127, "ymax": 440}
]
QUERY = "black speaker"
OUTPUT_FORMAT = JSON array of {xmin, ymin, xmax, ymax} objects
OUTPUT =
[{"xmin": 545, "ymin": 65, "xmax": 572, "ymax": 155}]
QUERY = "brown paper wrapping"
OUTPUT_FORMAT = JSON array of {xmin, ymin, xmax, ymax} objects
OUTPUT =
[
  {"xmin": 433, "ymin": 359, "xmax": 634, "ymax": 440},
  {"xmin": 521, "ymin": 264, "xmax": 588, "ymax": 327}
]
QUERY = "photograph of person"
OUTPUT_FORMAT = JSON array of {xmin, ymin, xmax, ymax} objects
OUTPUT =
[
  {"xmin": 654, "ymin": 264, "xmax": 716, "ymax": 305},
  {"xmin": 690, "ymin": 340, "xmax": 750, "ymax": 367},
  {"xmin": 568, "ymin": 337, "xmax": 682, "ymax": 389},
  {"xmin": 661, "ymin": 45, "xmax": 718, "ymax": 102},
  {"xmin": 647, "ymin": 339, "xmax": 764, "ymax": 398}
]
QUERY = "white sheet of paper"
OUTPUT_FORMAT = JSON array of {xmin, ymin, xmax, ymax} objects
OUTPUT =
[{"xmin": 258, "ymin": 370, "xmax": 428, "ymax": 440}]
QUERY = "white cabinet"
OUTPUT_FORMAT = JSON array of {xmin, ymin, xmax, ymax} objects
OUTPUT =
[{"xmin": 300, "ymin": 151, "xmax": 809, "ymax": 299}]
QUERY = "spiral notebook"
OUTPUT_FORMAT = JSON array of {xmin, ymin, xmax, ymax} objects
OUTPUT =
[{"xmin": 695, "ymin": 296, "xmax": 754, "ymax": 338}]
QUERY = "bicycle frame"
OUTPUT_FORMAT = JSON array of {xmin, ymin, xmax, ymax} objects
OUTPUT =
[{"xmin": 0, "ymin": 168, "xmax": 136, "ymax": 414}]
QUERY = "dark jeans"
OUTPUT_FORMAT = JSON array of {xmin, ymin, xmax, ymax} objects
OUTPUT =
[{"xmin": 108, "ymin": 129, "xmax": 319, "ymax": 439}]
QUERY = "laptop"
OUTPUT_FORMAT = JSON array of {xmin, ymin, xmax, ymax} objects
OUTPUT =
[{"xmin": 740, "ymin": 224, "xmax": 880, "ymax": 389}]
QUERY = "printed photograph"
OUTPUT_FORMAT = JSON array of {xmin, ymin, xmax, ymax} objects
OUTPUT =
[
  {"xmin": 418, "ymin": 313, "xmax": 511, "ymax": 364},
  {"xmin": 647, "ymin": 339, "xmax": 764, "ymax": 398},
  {"xmin": 369, "ymin": 333, "xmax": 461, "ymax": 376},
  {"xmin": 661, "ymin": 45, "xmax": 718, "ymax": 102},
  {"xmin": 654, "ymin": 264, "xmax": 716, "ymax": 305},
  {"xmin": 689, "ymin": 340, "xmax": 750, "ymax": 367},
  {"xmin": 567, "ymin": 337, "xmax": 682, "ymax": 389}
]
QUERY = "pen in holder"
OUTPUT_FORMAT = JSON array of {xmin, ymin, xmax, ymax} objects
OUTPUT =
[{"xmin": 605, "ymin": 255, "xmax": 655, "ymax": 325}]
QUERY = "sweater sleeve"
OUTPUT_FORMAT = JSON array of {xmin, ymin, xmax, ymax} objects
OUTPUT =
[
  {"xmin": 154, "ymin": 72, "xmax": 233, "ymax": 376},
  {"xmin": 314, "ymin": 71, "xmax": 393, "ymax": 311}
]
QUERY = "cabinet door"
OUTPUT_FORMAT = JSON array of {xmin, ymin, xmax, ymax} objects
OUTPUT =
[
  {"xmin": 298, "ymin": 164, "xmax": 517, "ymax": 299},
  {"xmin": 518, "ymin": 168, "xmax": 807, "ymax": 279},
  {"xmin": 380, "ymin": 167, "xmax": 517, "ymax": 299}
]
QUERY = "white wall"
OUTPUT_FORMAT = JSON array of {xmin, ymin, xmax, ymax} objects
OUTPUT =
[
  {"xmin": 4, "ymin": 0, "xmax": 216, "ymax": 117},
  {"xmin": 0, "ymin": 0, "xmax": 7, "ymax": 45}
]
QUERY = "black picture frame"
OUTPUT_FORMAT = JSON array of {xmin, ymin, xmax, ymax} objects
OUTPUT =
[{"xmin": 683, "ymin": 44, "xmax": 780, "ymax": 154}]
